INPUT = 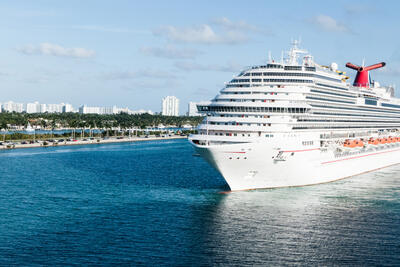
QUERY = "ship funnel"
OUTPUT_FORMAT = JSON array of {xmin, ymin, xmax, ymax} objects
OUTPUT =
[{"xmin": 346, "ymin": 62, "xmax": 386, "ymax": 88}]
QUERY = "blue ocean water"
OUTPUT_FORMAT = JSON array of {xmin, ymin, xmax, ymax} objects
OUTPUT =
[{"xmin": 0, "ymin": 139, "xmax": 399, "ymax": 265}]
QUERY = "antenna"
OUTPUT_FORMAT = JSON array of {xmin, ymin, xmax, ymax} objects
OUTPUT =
[{"xmin": 268, "ymin": 51, "xmax": 272, "ymax": 63}]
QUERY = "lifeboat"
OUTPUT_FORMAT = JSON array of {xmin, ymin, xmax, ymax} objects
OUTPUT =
[
  {"xmin": 368, "ymin": 138, "xmax": 376, "ymax": 145},
  {"xmin": 368, "ymin": 138, "xmax": 379, "ymax": 145},
  {"xmin": 343, "ymin": 139, "xmax": 356, "ymax": 148},
  {"xmin": 383, "ymin": 137, "xmax": 389, "ymax": 144},
  {"xmin": 344, "ymin": 139, "xmax": 363, "ymax": 148},
  {"xmin": 354, "ymin": 140, "xmax": 364, "ymax": 147},
  {"xmin": 343, "ymin": 139, "xmax": 351, "ymax": 147}
]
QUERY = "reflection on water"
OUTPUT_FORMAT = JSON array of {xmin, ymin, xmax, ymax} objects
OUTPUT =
[
  {"xmin": 192, "ymin": 170, "xmax": 400, "ymax": 265},
  {"xmin": 0, "ymin": 139, "xmax": 398, "ymax": 265}
]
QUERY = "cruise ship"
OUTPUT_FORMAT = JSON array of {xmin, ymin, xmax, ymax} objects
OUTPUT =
[{"xmin": 189, "ymin": 41, "xmax": 400, "ymax": 191}]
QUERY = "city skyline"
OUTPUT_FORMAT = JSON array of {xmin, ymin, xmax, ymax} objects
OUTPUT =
[
  {"xmin": 1, "ymin": 1, "xmax": 400, "ymax": 114},
  {"xmin": 0, "ymin": 96, "xmax": 204, "ymax": 116},
  {"xmin": 0, "ymin": 100, "xmax": 155, "ymax": 115}
]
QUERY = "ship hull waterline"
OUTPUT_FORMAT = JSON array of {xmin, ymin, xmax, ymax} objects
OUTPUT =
[{"xmin": 191, "ymin": 141, "xmax": 400, "ymax": 191}]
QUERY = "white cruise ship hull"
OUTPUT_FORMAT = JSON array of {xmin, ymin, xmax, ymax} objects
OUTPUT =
[
  {"xmin": 189, "ymin": 41, "xmax": 400, "ymax": 191},
  {"xmin": 192, "ymin": 141, "xmax": 400, "ymax": 191}
]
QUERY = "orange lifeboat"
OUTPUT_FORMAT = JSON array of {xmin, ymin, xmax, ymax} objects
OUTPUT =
[
  {"xmin": 368, "ymin": 138, "xmax": 379, "ymax": 145},
  {"xmin": 368, "ymin": 138, "xmax": 375, "ymax": 145},
  {"xmin": 344, "ymin": 139, "xmax": 356, "ymax": 148},
  {"xmin": 354, "ymin": 139, "xmax": 364, "ymax": 147},
  {"xmin": 344, "ymin": 139, "xmax": 363, "ymax": 148},
  {"xmin": 343, "ymin": 139, "xmax": 351, "ymax": 147}
]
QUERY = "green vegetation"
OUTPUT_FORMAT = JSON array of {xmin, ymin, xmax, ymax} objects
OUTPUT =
[
  {"xmin": 0, "ymin": 129, "xmax": 197, "ymax": 142},
  {"xmin": 0, "ymin": 112, "xmax": 204, "ymax": 130}
]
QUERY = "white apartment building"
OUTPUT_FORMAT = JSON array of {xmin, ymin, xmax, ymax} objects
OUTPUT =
[
  {"xmin": 187, "ymin": 102, "xmax": 201, "ymax": 116},
  {"xmin": 79, "ymin": 105, "xmax": 119, "ymax": 115},
  {"xmin": 63, "ymin": 103, "xmax": 74, "ymax": 113},
  {"xmin": 131, "ymin": 109, "xmax": 154, "ymax": 115},
  {"xmin": 2, "ymin": 101, "xmax": 24, "ymax": 113},
  {"xmin": 26, "ymin": 102, "xmax": 40, "ymax": 113},
  {"xmin": 162, "ymin": 96, "xmax": 179, "ymax": 116},
  {"xmin": 79, "ymin": 105, "xmax": 100, "ymax": 114},
  {"xmin": 46, "ymin": 103, "xmax": 64, "ymax": 113},
  {"xmin": 26, "ymin": 102, "xmax": 71, "ymax": 113}
]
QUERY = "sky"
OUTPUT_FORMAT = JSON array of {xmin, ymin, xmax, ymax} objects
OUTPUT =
[{"xmin": 1, "ymin": 0, "xmax": 400, "ymax": 114}]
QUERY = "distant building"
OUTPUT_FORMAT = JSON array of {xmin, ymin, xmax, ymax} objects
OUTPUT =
[
  {"xmin": 162, "ymin": 96, "xmax": 179, "ymax": 116},
  {"xmin": 131, "ymin": 109, "xmax": 154, "ymax": 115},
  {"xmin": 46, "ymin": 103, "xmax": 64, "ymax": 113},
  {"xmin": 26, "ymin": 102, "xmax": 40, "ymax": 113},
  {"xmin": 2, "ymin": 101, "xmax": 24, "ymax": 113},
  {"xmin": 63, "ymin": 103, "xmax": 74, "ymax": 113},
  {"xmin": 40, "ymin": 104, "xmax": 47, "ymax": 113},
  {"xmin": 187, "ymin": 102, "xmax": 200, "ymax": 116},
  {"xmin": 79, "ymin": 105, "xmax": 100, "ymax": 114},
  {"xmin": 79, "ymin": 105, "xmax": 119, "ymax": 115},
  {"xmin": 26, "ymin": 102, "xmax": 72, "ymax": 113},
  {"xmin": 0, "ymin": 100, "xmax": 154, "ymax": 115}
]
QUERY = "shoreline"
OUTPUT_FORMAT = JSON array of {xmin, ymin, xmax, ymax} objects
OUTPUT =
[{"xmin": 0, "ymin": 135, "xmax": 187, "ymax": 150}]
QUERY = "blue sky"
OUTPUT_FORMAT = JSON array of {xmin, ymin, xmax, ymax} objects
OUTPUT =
[{"xmin": 0, "ymin": 0, "xmax": 400, "ymax": 114}]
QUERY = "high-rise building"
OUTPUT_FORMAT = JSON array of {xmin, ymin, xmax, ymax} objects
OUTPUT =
[
  {"xmin": 63, "ymin": 103, "xmax": 74, "ymax": 113},
  {"xmin": 26, "ymin": 102, "xmax": 40, "ymax": 113},
  {"xmin": 79, "ymin": 105, "xmax": 100, "ymax": 114},
  {"xmin": 39, "ymin": 104, "xmax": 47, "ymax": 113},
  {"xmin": 162, "ymin": 96, "xmax": 179, "ymax": 116},
  {"xmin": 2, "ymin": 101, "xmax": 24, "ymax": 113},
  {"xmin": 187, "ymin": 102, "xmax": 201, "ymax": 116},
  {"xmin": 46, "ymin": 103, "xmax": 64, "ymax": 113},
  {"xmin": 79, "ymin": 105, "xmax": 119, "ymax": 114}
]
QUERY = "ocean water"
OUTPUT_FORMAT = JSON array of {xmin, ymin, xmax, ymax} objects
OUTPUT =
[{"xmin": 0, "ymin": 139, "xmax": 399, "ymax": 265}]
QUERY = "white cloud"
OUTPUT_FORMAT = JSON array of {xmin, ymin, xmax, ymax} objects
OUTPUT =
[
  {"xmin": 140, "ymin": 45, "xmax": 202, "ymax": 59},
  {"xmin": 101, "ymin": 69, "xmax": 176, "ymax": 80},
  {"xmin": 17, "ymin": 43, "xmax": 95, "ymax": 58},
  {"xmin": 153, "ymin": 18, "xmax": 271, "ymax": 45},
  {"xmin": 174, "ymin": 61, "xmax": 242, "ymax": 72},
  {"xmin": 309, "ymin": 15, "xmax": 351, "ymax": 33},
  {"xmin": 153, "ymin": 24, "xmax": 247, "ymax": 44},
  {"xmin": 211, "ymin": 17, "xmax": 271, "ymax": 35}
]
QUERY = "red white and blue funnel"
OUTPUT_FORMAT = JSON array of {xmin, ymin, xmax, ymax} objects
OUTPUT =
[{"xmin": 346, "ymin": 62, "xmax": 385, "ymax": 88}]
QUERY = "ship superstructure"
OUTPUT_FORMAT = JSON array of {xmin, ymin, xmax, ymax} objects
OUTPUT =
[{"xmin": 189, "ymin": 41, "xmax": 400, "ymax": 190}]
